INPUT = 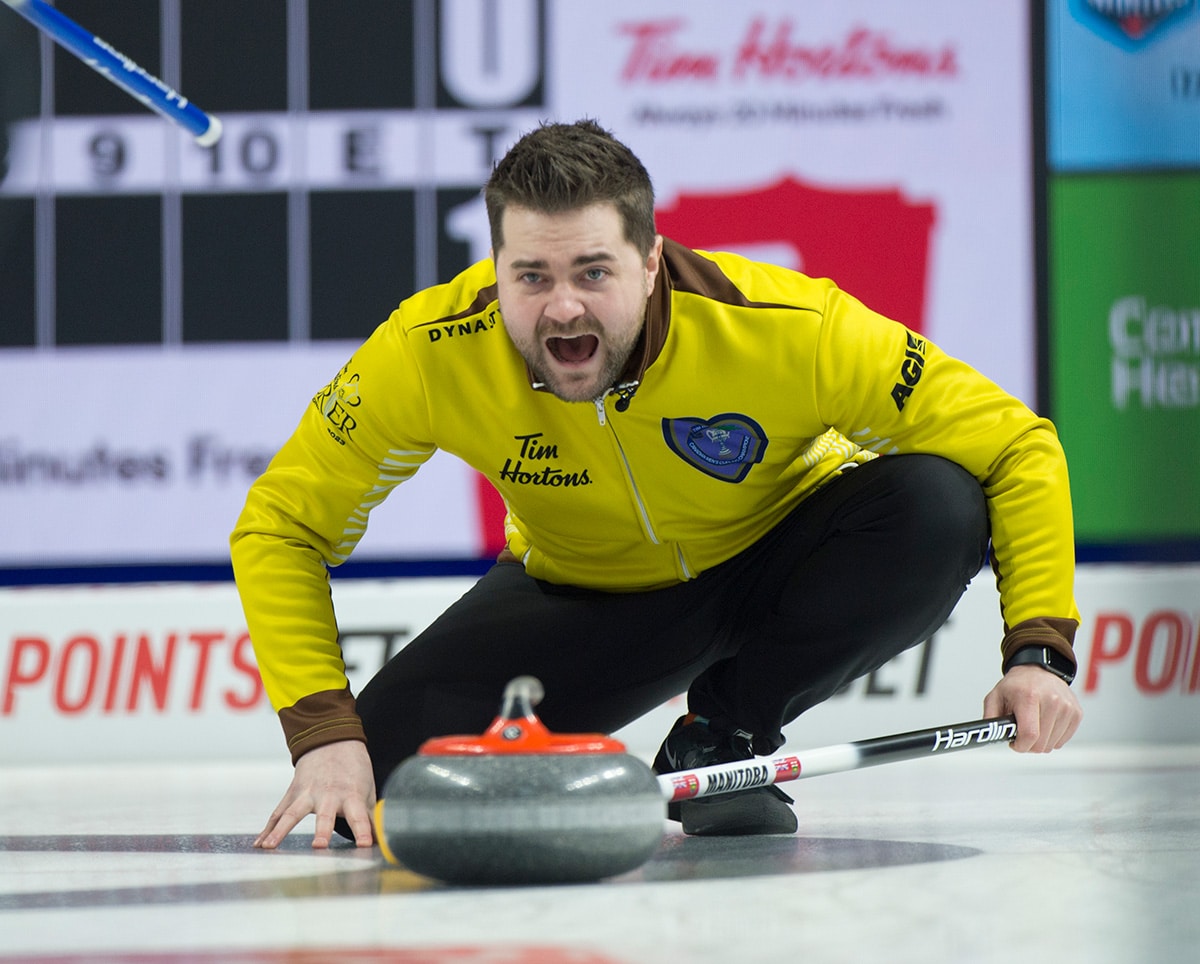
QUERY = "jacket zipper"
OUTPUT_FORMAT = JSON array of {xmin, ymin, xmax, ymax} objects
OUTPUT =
[
  {"xmin": 593, "ymin": 393, "xmax": 695, "ymax": 580},
  {"xmin": 594, "ymin": 394, "xmax": 658, "ymax": 545}
]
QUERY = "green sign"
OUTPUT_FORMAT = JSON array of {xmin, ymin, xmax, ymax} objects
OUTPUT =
[{"xmin": 1049, "ymin": 173, "xmax": 1200, "ymax": 542}]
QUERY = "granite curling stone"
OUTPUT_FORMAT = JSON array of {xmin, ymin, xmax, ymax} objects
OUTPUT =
[{"xmin": 373, "ymin": 676, "xmax": 665, "ymax": 885}]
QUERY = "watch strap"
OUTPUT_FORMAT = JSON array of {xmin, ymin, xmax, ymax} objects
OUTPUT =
[{"xmin": 1002, "ymin": 644, "xmax": 1076, "ymax": 685}]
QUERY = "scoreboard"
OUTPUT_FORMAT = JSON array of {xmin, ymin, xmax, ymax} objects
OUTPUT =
[{"xmin": 1, "ymin": 0, "xmax": 545, "ymax": 347}]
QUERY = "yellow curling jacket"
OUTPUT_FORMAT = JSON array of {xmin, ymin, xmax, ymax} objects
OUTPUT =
[{"xmin": 231, "ymin": 240, "xmax": 1079, "ymax": 761}]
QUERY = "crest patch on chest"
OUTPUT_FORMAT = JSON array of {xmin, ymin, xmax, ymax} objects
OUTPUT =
[{"xmin": 662, "ymin": 413, "xmax": 769, "ymax": 482}]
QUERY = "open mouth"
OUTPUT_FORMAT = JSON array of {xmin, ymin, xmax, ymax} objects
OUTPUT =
[{"xmin": 546, "ymin": 334, "xmax": 599, "ymax": 365}]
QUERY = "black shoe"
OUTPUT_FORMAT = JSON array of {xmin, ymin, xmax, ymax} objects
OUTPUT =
[{"xmin": 653, "ymin": 715, "xmax": 797, "ymax": 836}]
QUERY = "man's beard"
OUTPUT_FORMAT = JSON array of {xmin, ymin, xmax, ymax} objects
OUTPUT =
[{"xmin": 519, "ymin": 312, "xmax": 644, "ymax": 403}]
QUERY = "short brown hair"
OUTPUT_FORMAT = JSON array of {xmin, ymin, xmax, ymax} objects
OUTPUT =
[{"xmin": 484, "ymin": 119, "xmax": 657, "ymax": 256}]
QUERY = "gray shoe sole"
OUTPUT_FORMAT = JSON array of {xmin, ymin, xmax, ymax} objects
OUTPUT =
[{"xmin": 679, "ymin": 790, "xmax": 799, "ymax": 836}]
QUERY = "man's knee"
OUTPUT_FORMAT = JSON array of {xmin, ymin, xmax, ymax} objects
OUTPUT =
[
  {"xmin": 909, "ymin": 455, "xmax": 985, "ymax": 520},
  {"xmin": 877, "ymin": 455, "xmax": 989, "ymax": 572}
]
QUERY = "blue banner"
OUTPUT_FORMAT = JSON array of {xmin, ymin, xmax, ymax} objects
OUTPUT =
[{"xmin": 1048, "ymin": 0, "xmax": 1200, "ymax": 169}]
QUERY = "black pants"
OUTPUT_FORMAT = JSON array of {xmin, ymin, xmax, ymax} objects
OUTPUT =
[{"xmin": 356, "ymin": 454, "xmax": 990, "ymax": 793}]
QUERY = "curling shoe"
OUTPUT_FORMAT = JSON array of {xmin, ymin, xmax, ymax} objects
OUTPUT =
[{"xmin": 652, "ymin": 714, "xmax": 797, "ymax": 836}]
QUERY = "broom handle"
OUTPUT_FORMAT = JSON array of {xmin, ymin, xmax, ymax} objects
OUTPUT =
[{"xmin": 659, "ymin": 715, "xmax": 1017, "ymax": 802}]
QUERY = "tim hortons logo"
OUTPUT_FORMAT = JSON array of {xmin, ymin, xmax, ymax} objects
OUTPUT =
[
  {"xmin": 617, "ymin": 18, "xmax": 958, "ymax": 82},
  {"xmin": 496, "ymin": 432, "xmax": 593, "ymax": 488}
]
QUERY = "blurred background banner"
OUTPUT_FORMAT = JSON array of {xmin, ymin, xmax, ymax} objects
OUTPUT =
[
  {"xmin": 1048, "ymin": 0, "xmax": 1200, "ymax": 169},
  {"xmin": 1, "ymin": 0, "xmax": 1036, "ymax": 571},
  {"xmin": 1049, "ymin": 175, "xmax": 1200, "ymax": 543},
  {"xmin": 1046, "ymin": 0, "xmax": 1200, "ymax": 551}
]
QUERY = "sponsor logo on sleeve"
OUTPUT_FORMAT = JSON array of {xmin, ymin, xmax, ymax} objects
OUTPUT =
[
  {"xmin": 425, "ymin": 309, "xmax": 501, "ymax": 343},
  {"xmin": 312, "ymin": 364, "xmax": 362, "ymax": 445},
  {"xmin": 890, "ymin": 331, "xmax": 926, "ymax": 411}
]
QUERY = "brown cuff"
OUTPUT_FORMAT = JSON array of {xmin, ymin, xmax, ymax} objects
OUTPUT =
[
  {"xmin": 279, "ymin": 685, "xmax": 366, "ymax": 765},
  {"xmin": 1000, "ymin": 617, "xmax": 1079, "ymax": 671}
]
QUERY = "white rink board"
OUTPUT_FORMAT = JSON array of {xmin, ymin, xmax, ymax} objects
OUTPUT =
[
  {"xmin": 0, "ymin": 347, "xmax": 484, "ymax": 564},
  {"xmin": 1, "ymin": 564, "xmax": 1197, "ymax": 766}
]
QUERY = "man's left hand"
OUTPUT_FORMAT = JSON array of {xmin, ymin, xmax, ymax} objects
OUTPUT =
[{"xmin": 983, "ymin": 665, "xmax": 1082, "ymax": 753}]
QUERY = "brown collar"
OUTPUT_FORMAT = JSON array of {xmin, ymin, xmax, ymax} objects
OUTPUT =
[{"xmin": 618, "ymin": 244, "xmax": 673, "ymax": 387}]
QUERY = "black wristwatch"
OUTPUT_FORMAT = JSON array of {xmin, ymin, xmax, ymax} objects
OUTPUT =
[{"xmin": 1003, "ymin": 645, "xmax": 1077, "ymax": 685}]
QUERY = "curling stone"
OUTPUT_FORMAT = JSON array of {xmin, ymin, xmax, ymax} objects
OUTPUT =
[{"xmin": 373, "ymin": 676, "xmax": 665, "ymax": 885}]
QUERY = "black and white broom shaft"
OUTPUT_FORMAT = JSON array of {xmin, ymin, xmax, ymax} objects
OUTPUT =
[{"xmin": 659, "ymin": 715, "xmax": 1018, "ymax": 803}]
